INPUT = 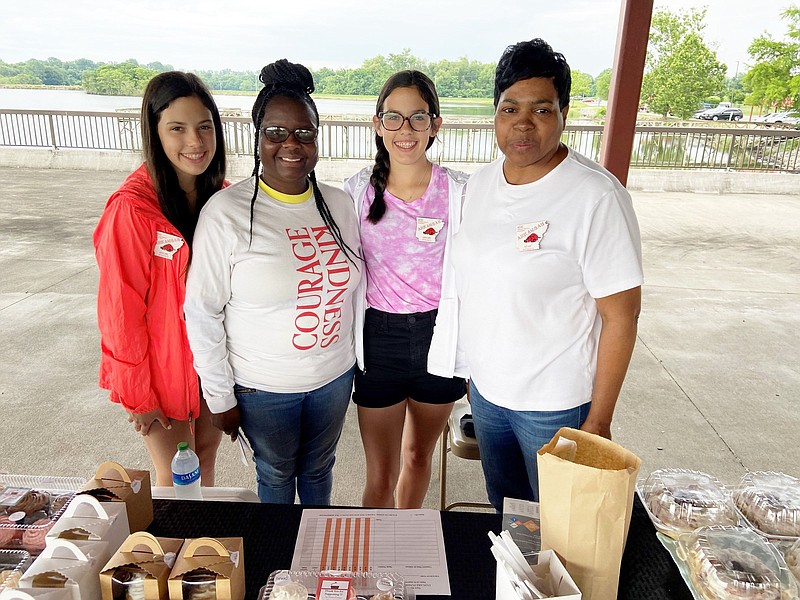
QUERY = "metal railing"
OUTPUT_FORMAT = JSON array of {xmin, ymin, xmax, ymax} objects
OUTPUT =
[{"xmin": 1, "ymin": 109, "xmax": 799, "ymax": 172}]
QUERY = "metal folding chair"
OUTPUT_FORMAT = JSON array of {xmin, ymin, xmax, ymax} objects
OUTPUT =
[{"xmin": 438, "ymin": 397, "xmax": 493, "ymax": 511}]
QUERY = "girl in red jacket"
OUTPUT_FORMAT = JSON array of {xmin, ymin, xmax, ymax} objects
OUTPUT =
[{"xmin": 94, "ymin": 72, "xmax": 226, "ymax": 486}]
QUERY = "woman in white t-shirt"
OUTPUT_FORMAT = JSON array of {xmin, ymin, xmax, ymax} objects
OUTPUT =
[
  {"xmin": 184, "ymin": 60, "xmax": 361, "ymax": 505},
  {"xmin": 344, "ymin": 71, "xmax": 469, "ymax": 508},
  {"xmin": 451, "ymin": 39, "xmax": 643, "ymax": 511}
]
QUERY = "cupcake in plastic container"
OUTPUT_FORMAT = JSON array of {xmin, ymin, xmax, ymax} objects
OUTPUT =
[
  {"xmin": 734, "ymin": 472, "xmax": 800, "ymax": 539},
  {"xmin": 640, "ymin": 469, "xmax": 738, "ymax": 537},
  {"xmin": 677, "ymin": 525, "xmax": 797, "ymax": 600}
]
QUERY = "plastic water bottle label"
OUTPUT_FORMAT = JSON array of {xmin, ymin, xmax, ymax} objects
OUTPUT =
[{"xmin": 173, "ymin": 466, "xmax": 200, "ymax": 486}]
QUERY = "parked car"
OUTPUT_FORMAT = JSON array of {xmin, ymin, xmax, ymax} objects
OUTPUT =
[
  {"xmin": 764, "ymin": 111, "xmax": 799, "ymax": 126},
  {"xmin": 697, "ymin": 107, "xmax": 743, "ymax": 121},
  {"xmin": 692, "ymin": 103, "xmax": 716, "ymax": 118},
  {"xmin": 753, "ymin": 112, "xmax": 779, "ymax": 123}
]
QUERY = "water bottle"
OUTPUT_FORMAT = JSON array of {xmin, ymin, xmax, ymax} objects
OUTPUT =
[{"xmin": 171, "ymin": 441, "xmax": 202, "ymax": 499}]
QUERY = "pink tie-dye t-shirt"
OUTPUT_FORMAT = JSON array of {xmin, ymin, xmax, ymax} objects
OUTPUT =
[{"xmin": 361, "ymin": 163, "xmax": 450, "ymax": 313}]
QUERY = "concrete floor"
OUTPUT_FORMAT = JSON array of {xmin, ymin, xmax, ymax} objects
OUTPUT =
[{"xmin": 0, "ymin": 166, "xmax": 798, "ymax": 509}]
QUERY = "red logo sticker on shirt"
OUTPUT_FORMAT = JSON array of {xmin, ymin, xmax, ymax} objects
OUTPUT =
[
  {"xmin": 154, "ymin": 231, "xmax": 185, "ymax": 260},
  {"xmin": 416, "ymin": 217, "xmax": 445, "ymax": 243},
  {"xmin": 515, "ymin": 221, "xmax": 548, "ymax": 251}
]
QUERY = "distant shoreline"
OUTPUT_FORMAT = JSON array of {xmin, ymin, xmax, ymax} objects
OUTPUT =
[
  {"xmin": 0, "ymin": 83, "xmax": 494, "ymax": 104},
  {"xmin": 0, "ymin": 84, "xmax": 82, "ymax": 91}
]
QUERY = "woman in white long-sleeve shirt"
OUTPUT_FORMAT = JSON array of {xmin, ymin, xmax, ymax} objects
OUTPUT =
[{"xmin": 184, "ymin": 59, "xmax": 361, "ymax": 505}]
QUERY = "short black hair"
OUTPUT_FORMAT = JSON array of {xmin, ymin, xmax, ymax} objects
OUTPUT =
[{"xmin": 494, "ymin": 38, "xmax": 571, "ymax": 109}]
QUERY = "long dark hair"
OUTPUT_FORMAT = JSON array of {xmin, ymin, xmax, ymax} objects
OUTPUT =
[
  {"xmin": 141, "ymin": 71, "xmax": 226, "ymax": 246},
  {"xmin": 368, "ymin": 70, "xmax": 440, "ymax": 224},
  {"xmin": 249, "ymin": 59, "xmax": 358, "ymax": 265}
]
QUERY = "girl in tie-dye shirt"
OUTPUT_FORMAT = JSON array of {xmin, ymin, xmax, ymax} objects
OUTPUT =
[{"xmin": 344, "ymin": 71, "xmax": 469, "ymax": 509}]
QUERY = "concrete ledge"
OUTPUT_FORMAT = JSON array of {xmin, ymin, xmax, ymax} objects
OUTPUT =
[
  {"xmin": 1, "ymin": 147, "xmax": 796, "ymax": 193},
  {"xmin": 627, "ymin": 168, "xmax": 799, "ymax": 195},
  {"xmin": 0, "ymin": 147, "xmax": 142, "ymax": 172},
  {"xmin": 0, "ymin": 147, "xmax": 371, "ymax": 184}
]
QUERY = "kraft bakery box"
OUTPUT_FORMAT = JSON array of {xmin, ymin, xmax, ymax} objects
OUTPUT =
[
  {"xmin": 82, "ymin": 462, "xmax": 153, "ymax": 532},
  {"xmin": 100, "ymin": 532, "xmax": 183, "ymax": 600},
  {"xmin": 45, "ymin": 493, "xmax": 129, "ymax": 567},
  {"xmin": 168, "ymin": 537, "xmax": 245, "ymax": 600},
  {"xmin": 18, "ymin": 539, "xmax": 105, "ymax": 600}
]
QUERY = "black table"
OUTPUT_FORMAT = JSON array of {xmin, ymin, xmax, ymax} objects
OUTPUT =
[{"xmin": 148, "ymin": 496, "xmax": 692, "ymax": 599}]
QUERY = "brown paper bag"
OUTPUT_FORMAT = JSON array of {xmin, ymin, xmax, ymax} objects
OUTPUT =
[{"xmin": 537, "ymin": 427, "xmax": 641, "ymax": 600}]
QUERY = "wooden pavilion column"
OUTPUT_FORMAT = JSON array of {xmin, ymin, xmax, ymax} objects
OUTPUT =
[{"xmin": 600, "ymin": 0, "xmax": 655, "ymax": 186}]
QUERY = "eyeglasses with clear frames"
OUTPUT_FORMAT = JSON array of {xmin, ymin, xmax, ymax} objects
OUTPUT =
[
  {"xmin": 260, "ymin": 126, "xmax": 318, "ymax": 144},
  {"xmin": 378, "ymin": 111, "xmax": 435, "ymax": 132}
]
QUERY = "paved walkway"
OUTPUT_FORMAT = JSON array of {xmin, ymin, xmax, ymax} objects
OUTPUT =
[{"xmin": 0, "ymin": 167, "xmax": 798, "ymax": 508}]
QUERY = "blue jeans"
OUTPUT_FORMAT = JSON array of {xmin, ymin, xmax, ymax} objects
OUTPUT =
[
  {"xmin": 235, "ymin": 366, "xmax": 355, "ymax": 505},
  {"xmin": 469, "ymin": 380, "xmax": 591, "ymax": 511}
]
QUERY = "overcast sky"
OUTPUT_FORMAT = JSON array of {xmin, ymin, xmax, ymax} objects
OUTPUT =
[{"xmin": 0, "ymin": 0, "xmax": 794, "ymax": 78}]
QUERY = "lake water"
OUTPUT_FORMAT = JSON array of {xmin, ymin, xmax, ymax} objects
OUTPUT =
[{"xmin": 0, "ymin": 88, "xmax": 493, "ymax": 117}]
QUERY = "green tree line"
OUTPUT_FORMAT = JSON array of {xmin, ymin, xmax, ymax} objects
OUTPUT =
[
  {"xmin": 0, "ymin": 51, "xmax": 597, "ymax": 99},
  {"xmin": 0, "ymin": 57, "xmax": 101, "ymax": 86},
  {"xmin": 641, "ymin": 4, "xmax": 799, "ymax": 118},
  {"xmin": 743, "ymin": 5, "xmax": 800, "ymax": 109}
]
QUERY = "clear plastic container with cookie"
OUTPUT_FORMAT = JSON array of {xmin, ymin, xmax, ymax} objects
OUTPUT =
[
  {"xmin": 676, "ymin": 525, "xmax": 798, "ymax": 600},
  {"xmin": 0, "ymin": 475, "xmax": 83, "ymax": 555},
  {"xmin": 733, "ymin": 472, "xmax": 800, "ymax": 541},
  {"xmin": 638, "ymin": 468, "xmax": 739, "ymax": 538},
  {"xmin": 0, "ymin": 549, "xmax": 30, "ymax": 591},
  {"xmin": 258, "ymin": 570, "xmax": 405, "ymax": 600},
  {"xmin": 776, "ymin": 536, "xmax": 800, "ymax": 585}
]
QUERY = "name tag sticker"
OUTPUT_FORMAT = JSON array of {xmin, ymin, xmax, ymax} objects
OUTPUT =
[
  {"xmin": 515, "ymin": 220, "xmax": 549, "ymax": 251},
  {"xmin": 416, "ymin": 217, "xmax": 445, "ymax": 243},
  {"xmin": 154, "ymin": 231, "xmax": 185, "ymax": 260}
]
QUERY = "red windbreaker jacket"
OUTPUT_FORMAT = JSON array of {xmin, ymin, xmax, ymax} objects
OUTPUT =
[{"xmin": 94, "ymin": 164, "xmax": 201, "ymax": 420}]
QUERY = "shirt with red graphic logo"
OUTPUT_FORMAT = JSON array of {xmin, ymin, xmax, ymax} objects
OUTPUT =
[
  {"xmin": 360, "ymin": 163, "xmax": 450, "ymax": 313},
  {"xmin": 452, "ymin": 150, "xmax": 643, "ymax": 411}
]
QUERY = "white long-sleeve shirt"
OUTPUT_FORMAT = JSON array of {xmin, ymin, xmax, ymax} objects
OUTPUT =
[{"xmin": 184, "ymin": 177, "xmax": 362, "ymax": 413}]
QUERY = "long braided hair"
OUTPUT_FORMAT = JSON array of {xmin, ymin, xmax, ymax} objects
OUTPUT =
[
  {"xmin": 367, "ymin": 70, "xmax": 440, "ymax": 224},
  {"xmin": 249, "ymin": 59, "xmax": 358, "ymax": 265}
]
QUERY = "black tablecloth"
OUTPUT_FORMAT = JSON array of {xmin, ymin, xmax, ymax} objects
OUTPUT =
[{"xmin": 148, "ymin": 496, "xmax": 692, "ymax": 599}]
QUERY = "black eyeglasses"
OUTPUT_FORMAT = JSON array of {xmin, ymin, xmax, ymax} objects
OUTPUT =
[
  {"xmin": 378, "ymin": 111, "xmax": 435, "ymax": 132},
  {"xmin": 260, "ymin": 126, "xmax": 318, "ymax": 144}
]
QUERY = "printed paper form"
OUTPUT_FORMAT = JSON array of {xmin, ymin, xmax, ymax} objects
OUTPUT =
[{"xmin": 292, "ymin": 508, "xmax": 451, "ymax": 595}]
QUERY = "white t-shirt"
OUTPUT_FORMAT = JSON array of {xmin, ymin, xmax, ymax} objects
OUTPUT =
[
  {"xmin": 451, "ymin": 149, "xmax": 643, "ymax": 411},
  {"xmin": 184, "ymin": 177, "xmax": 362, "ymax": 413}
]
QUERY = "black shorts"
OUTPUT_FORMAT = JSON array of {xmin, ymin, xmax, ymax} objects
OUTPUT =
[{"xmin": 353, "ymin": 308, "xmax": 467, "ymax": 409}]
